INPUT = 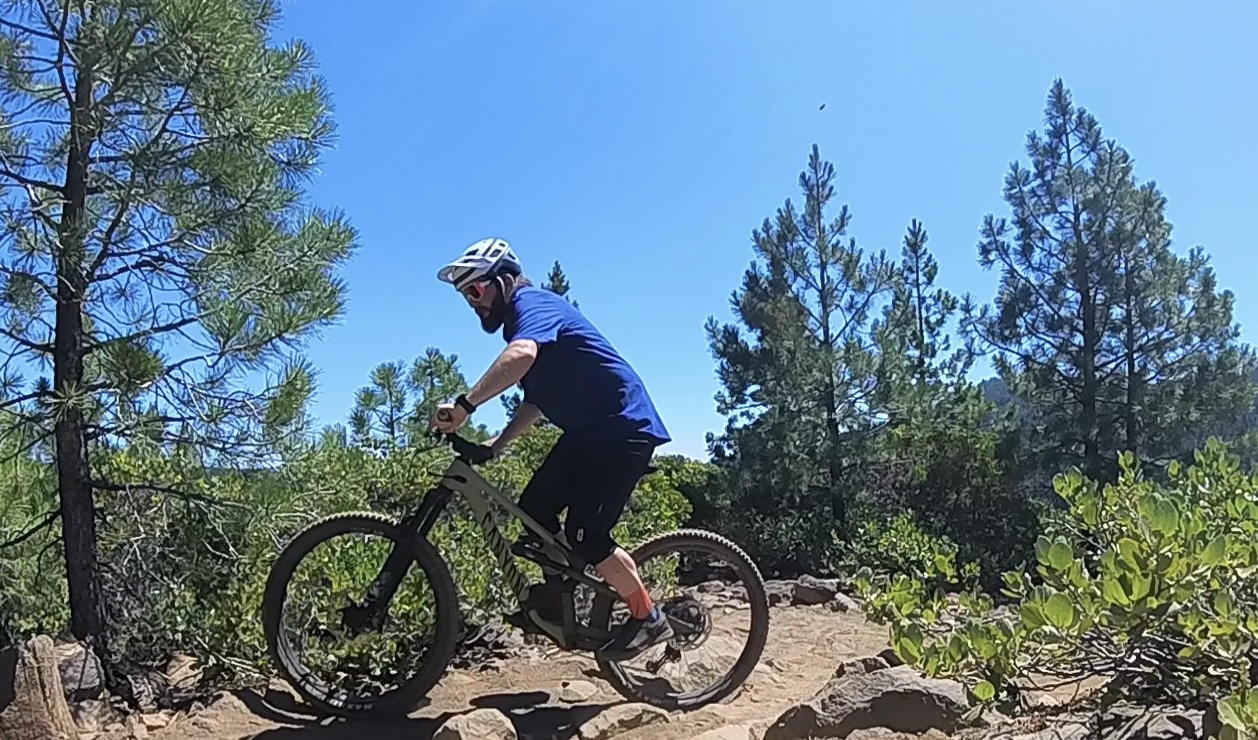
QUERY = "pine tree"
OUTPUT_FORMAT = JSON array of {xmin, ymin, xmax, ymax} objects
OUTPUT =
[
  {"xmin": 350, "ymin": 348, "xmax": 479, "ymax": 447},
  {"xmin": 963, "ymin": 79, "xmax": 1255, "ymax": 482},
  {"xmin": 706, "ymin": 144, "xmax": 895, "ymax": 544},
  {"xmin": 874, "ymin": 219, "xmax": 975, "ymax": 425},
  {"xmin": 545, "ymin": 259, "xmax": 576, "ymax": 307},
  {"xmin": 0, "ymin": 0, "xmax": 354, "ymax": 654}
]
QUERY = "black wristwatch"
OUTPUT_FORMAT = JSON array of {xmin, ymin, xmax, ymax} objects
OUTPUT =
[{"xmin": 454, "ymin": 393, "xmax": 477, "ymax": 415}]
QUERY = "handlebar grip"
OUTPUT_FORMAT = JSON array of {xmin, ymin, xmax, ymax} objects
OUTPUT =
[{"xmin": 436, "ymin": 407, "xmax": 454, "ymax": 423}]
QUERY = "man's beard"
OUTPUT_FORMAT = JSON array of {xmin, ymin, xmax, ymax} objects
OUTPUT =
[{"xmin": 478, "ymin": 297, "xmax": 506, "ymax": 334}]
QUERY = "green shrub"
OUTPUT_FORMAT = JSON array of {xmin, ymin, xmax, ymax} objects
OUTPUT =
[
  {"xmin": 856, "ymin": 439, "xmax": 1258, "ymax": 738},
  {"xmin": 882, "ymin": 422, "xmax": 1041, "ymax": 590},
  {"xmin": 0, "ymin": 439, "xmax": 67, "ymax": 639},
  {"xmin": 832, "ymin": 510, "xmax": 970, "ymax": 584},
  {"xmin": 3, "ymin": 425, "xmax": 693, "ymax": 685}
]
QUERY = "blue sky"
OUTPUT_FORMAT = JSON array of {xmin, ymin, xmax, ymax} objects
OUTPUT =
[{"xmin": 275, "ymin": 1, "xmax": 1258, "ymax": 460}]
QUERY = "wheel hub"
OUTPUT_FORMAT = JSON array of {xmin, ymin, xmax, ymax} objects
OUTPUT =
[{"xmin": 661, "ymin": 594, "xmax": 712, "ymax": 649}]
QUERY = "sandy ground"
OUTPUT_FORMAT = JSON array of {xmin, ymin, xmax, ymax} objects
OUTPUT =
[{"xmin": 129, "ymin": 603, "xmax": 893, "ymax": 740}]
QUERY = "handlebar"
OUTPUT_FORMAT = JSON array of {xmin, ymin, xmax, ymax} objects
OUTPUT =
[{"xmin": 432, "ymin": 408, "xmax": 494, "ymax": 465}]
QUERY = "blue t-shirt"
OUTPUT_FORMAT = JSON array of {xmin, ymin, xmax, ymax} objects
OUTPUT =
[{"xmin": 503, "ymin": 286, "xmax": 670, "ymax": 445}]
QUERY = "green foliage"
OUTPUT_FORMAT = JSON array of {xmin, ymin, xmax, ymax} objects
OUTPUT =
[
  {"xmin": 874, "ymin": 219, "xmax": 972, "ymax": 421},
  {"xmin": 0, "ymin": 0, "xmax": 358, "ymax": 646},
  {"xmin": 0, "ymin": 421, "xmax": 67, "ymax": 636},
  {"xmin": 0, "ymin": 0, "xmax": 357, "ymax": 458},
  {"xmin": 857, "ymin": 439, "xmax": 1258, "ymax": 736},
  {"xmin": 962, "ymin": 79, "xmax": 1257, "ymax": 485},
  {"xmin": 0, "ymin": 416, "xmax": 693, "ymax": 683},
  {"xmin": 703, "ymin": 143, "xmax": 897, "ymax": 568},
  {"xmin": 883, "ymin": 420, "xmax": 1042, "ymax": 588},
  {"xmin": 834, "ymin": 511, "xmax": 971, "ymax": 585},
  {"xmin": 349, "ymin": 348, "xmax": 489, "ymax": 449}
]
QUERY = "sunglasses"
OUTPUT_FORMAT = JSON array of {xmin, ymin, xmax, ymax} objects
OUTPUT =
[{"xmin": 459, "ymin": 280, "xmax": 492, "ymax": 303}]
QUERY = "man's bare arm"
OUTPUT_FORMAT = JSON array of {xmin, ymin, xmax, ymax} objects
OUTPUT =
[
  {"xmin": 490, "ymin": 401, "xmax": 545, "ymax": 454},
  {"xmin": 465, "ymin": 339, "xmax": 538, "ymax": 408}
]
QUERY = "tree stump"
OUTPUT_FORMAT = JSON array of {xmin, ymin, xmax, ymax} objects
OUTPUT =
[{"xmin": 0, "ymin": 635, "xmax": 80, "ymax": 740}]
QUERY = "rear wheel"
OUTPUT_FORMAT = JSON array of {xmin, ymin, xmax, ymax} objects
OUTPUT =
[
  {"xmin": 590, "ymin": 528, "xmax": 771, "ymax": 710},
  {"xmin": 262, "ymin": 512, "xmax": 461, "ymax": 717}
]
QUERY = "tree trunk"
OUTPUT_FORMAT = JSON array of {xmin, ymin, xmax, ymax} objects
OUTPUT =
[
  {"xmin": 1075, "ymin": 250, "xmax": 1101, "ymax": 481},
  {"xmin": 1123, "ymin": 266, "xmax": 1139, "ymax": 456},
  {"xmin": 1063, "ymin": 123, "xmax": 1104, "ymax": 483},
  {"xmin": 0, "ymin": 635, "xmax": 80, "ymax": 740},
  {"xmin": 56, "ymin": 56, "xmax": 107, "ymax": 654}
]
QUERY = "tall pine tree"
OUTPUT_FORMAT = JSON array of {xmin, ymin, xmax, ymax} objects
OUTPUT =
[
  {"xmin": 706, "ymin": 144, "xmax": 895, "ymax": 556},
  {"xmin": 874, "ymin": 219, "xmax": 977, "ymax": 426},
  {"xmin": 0, "ymin": 0, "xmax": 355, "ymax": 655},
  {"xmin": 963, "ymin": 79, "xmax": 1255, "ymax": 482}
]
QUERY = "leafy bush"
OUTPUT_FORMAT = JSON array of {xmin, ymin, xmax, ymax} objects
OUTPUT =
[
  {"xmin": 833, "ymin": 510, "xmax": 969, "ymax": 584},
  {"xmin": 881, "ymin": 421, "xmax": 1041, "ymax": 590},
  {"xmin": 1, "ymin": 425, "xmax": 693, "ymax": 685},
  {"xmin": 856, "ymin": 439, "xmax": 1258, "ymax": 738},
  {"xmin": 690, "ymin": 417, "xmax": 1039, "ymax": 586},
  {"xmin": 0, "ymin": 434, "xmax": 67, "ymax": 639}
]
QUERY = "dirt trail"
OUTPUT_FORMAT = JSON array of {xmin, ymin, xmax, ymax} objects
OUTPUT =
[{"xmin": 137, "ymin": 604, "xmax": 890, "ymax": 740}]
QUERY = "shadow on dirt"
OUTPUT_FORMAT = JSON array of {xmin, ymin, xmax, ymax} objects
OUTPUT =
[{"xmin": 232, "ymin": 688, "xmax": 619, "ymax": 740}]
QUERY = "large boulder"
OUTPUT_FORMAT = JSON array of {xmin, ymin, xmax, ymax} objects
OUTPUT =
[
  {"xmin": 0, "ymin": 635, "xmax": 80, "ymax": 740},
  {"xmin": 763, "ymin": 664, "xmax": 970, "ymax": 740}
]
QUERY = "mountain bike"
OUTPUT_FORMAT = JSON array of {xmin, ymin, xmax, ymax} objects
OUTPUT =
[{"xmin": 261, "ymin": 430, "xmax": 771, "ymax": 718}]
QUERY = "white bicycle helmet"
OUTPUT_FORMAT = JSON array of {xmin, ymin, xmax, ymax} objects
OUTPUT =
[{"xmin": 437, "ymin": 237, "xmax": 523, "ymax": 290}]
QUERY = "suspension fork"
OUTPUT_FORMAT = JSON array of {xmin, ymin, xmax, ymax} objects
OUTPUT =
[{"xmin": 357, "ymin": 486, "xmax": 454, "ymax": 619}]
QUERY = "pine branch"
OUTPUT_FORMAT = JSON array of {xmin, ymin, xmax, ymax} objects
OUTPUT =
[
  {"xmin": 91, "ymin": 479, "xmax": 244, "ymax": 509},
  {"xmin": 0, "ymin": 17, "xmax": 59, "ymax": 40},
  {"xmin": 0, "ymin": 166, "xmax": 64, "ymax": 194},
  {"xmin": 0, "ymin": 387, "xmax": 53, "ymax": 410},
  {"xmin": 0, "ymin": 509, "xmax": 61, "ymax": 550},
  {"xmin": 0, "ymin": 326, "xmax": 54, "ymax": 354}
]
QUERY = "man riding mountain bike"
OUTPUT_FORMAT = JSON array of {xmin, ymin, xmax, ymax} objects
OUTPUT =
[{"xmin": 429, "ymin": 237, "xmax": 674, "ymax": 661}]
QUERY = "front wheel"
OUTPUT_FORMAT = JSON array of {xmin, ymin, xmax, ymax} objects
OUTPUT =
[
  {"xmin": 590, "ymin": 528, "xmax": 771, "ymax": 711},
  {"xmin": 261, "ymin": 512, "xmax": 462, "ymax": 718}
]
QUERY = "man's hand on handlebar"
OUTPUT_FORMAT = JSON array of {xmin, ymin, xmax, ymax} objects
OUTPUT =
[
  {"xmin": 431, "ymin": 403, "xmax": 466, "ymax": 434},
  {"xmin": 431, "ymin": 407, "xmax": 495, "ymax": 465}
]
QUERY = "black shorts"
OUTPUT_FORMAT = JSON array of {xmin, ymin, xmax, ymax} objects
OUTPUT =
[{"xmin": 517, "ymin": 433, "xmax": 657, "ymax": 565}]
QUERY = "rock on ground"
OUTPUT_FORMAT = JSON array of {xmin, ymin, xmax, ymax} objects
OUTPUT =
[
  {"xmin": 577, "ymin": 703, "xmax": 671, "ymax": 740},
  {"xmin": 764, "ymin": 581, "xmax": 795, "ymax": 606},
  {"xmin": 793, "ymin": 575, "xmax": 841, "ymax": 605},
  {"xmin": 763, "ymin": 664, "xmax": 970, "ymax": 740},
  {"xmin": 694, "ymin": 723, "xmax": 757, "ymax": 739},
  {"xmin": 126, "ymin": 713, "xmax": 151, "ymax": 739},
  {"xmin": 164, "ymin": 655, "xmax": 201, "ymax": 691},
  {"xmin": 557, "ymin": 679, "xmax": 598, "ymax": 703},
  {"xmin": 0, "ymin": 634, "xmax": 80, "ymax": 740},
  {"xmin": 70, "ymin": 699, "xmax": 123, "ymax": 733},
  {"xmin": 56, "ymin": 642, "xmax": 104, "ymax": 703},
  {"xmin": 831, "ymin": 656, "xmax": 890, "ymax": 680},
  {"xmin": 434, "ymin": 707, "xmax": 517, "ymax": 740}
]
